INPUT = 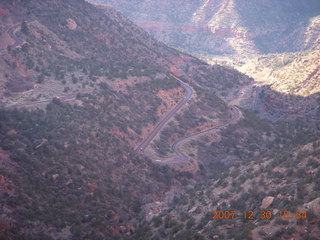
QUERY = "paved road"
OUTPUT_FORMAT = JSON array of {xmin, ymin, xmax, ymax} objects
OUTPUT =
[
  {"xmin": 136, "ymin": 77, "xmax": 193, "ymax": 154},
  {"xmin": 136, "ymin": 73, "xmax": 242, "ymax": 167},
  {"xmin": 3, "ymin": 22, "xmax": 242, "ymax": 165},
  {"xmin": 163, "ymin": 106, "xmax": 241, "ymax": 164},
  {"xmin": 0, "ymin": 22, "xmax": 89, "ymax": 109},
  {"xmin": 0, "ymin": 23, "xmax": 24, "ymax": 53},
  {"xmin": 4, "ymin": 94, "xmax": 77, "ymax": 109}
]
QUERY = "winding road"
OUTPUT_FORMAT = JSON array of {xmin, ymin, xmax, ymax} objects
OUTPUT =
[
  {"xmin": 0, "ymin": 22, "xmax": 87, "ymax": 109},
  {"xmin": 3, "ymin": 21, "xmax": 242, "ymax": 165},
  {"xmin": 136, "ymin": 74, "xmax": 242, "ymax": 167},
  {"xmin": 165, "ymin": 105, "xmax": 241, "ymax": 165},
  {"xmin": 136, "ymin": 78, "xmax": 193, "ymax": 154},
  {"xmin": 0, "ymin": 23, "xmax": 24, "ymax": 53},
  {"xmin": 4, "ymin": 94, "xmax": 78, "ymax": 109}
]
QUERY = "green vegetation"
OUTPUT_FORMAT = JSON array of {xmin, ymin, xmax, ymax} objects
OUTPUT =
[
  {"xmin": 141, "ymin": 110, "xmax": 320, "ymax": 239},
  {"xmin": 153, "ymin": 88, "xmax": 229, "ymax": 157},
  {"xmin": 1, "ymin": 0, "xmax": 319, "ymax": 239},
  {"xmin": 0, "ymin": 80, "xmax": 191, "ymax": 239}
]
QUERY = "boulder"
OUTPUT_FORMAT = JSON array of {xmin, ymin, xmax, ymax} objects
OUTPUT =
[
  {"xmin": 260, "ymin": 196, "xmax": 274, "ymax": 209},
  {"xmin": 66, "ymin": 18, "xmax": 77, "ymax": 30},
  {"xmin": 52, "ymin": 174, "xmax": 59, "ymax": 180}
]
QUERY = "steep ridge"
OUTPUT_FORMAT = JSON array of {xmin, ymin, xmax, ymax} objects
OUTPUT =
[
  {"xmin": 269, "ymin": 48, "xmax": 320, "ymax": 97},
  {"xmin": 191, "ymin": 0, "xmax": 257, "ymax": 55},
  {"xmin": 0, "ymin": 0, "xmax": 253, "ymax": 239},
  {"xmin": 222, "ymin": 48, "xmax": 320, "ymax": 121},
  {"xmin": 0, "ymin": 0, "xmax": 177, "ymax": 104},
  {"xmin": 1, "ymin": 1, "xmax": 319, "ymax": 240},
  {"xmin": 88, "ymin": 0, "xmax": 320, "ymax": 123},
  {"xmin": 235, "ymin": 0, "xmax": 320, "ymax": 53},
  {"xmin": 90, "ymin": 0, "xmax": 320, "ymax": 55}
]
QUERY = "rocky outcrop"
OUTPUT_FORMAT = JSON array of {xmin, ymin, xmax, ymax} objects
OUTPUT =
[
  {"xmin": 270, "ymin": 48, "xmax": 320, "ymax": 97},
  {"xmin": 260, "ymin": 196, "xmax": 274, "ymax": 209},
  {"xmin": 89, "ymin": 0, "xmax": 320, "ymax": 55},
  {"xmin": 66, "ymin": 18, "xmax": 77, "ymax": 30}
]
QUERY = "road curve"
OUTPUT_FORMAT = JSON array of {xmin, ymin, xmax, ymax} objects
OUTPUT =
[
  {"xmin": 0, "ymin": 22, "xmax": 92, "ymax": 109},
  {"xmin": 0, "ymin": 23, "xmax": 24, "ymax": 53},
  {"xmin": 4, "ymin": 23, "xmax": 240, "ymax": 163},
  {"xmin": 163, "ymin": 106, "xmax": 241, "ymax": 164},
  {"xmin": 136, "ymin": 73, "xmax": 242, "ymax": 168},
  {"xmin": 135, "ymin": 77, "xmax": 193, "ymax": 154}
]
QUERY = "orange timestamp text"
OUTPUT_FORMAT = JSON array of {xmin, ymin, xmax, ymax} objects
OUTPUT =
[{"xmin": 212, "ymin": 210, "xmax": 307, "ymax": 220}]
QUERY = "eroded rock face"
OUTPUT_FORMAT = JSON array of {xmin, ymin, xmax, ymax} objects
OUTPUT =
[{"xmin": 89, "ymin": 0, "xmax": 320, "ymax": 55}]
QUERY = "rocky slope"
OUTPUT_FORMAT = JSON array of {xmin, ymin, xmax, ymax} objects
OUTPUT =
[
  {"xmin": 218, "ymin": 48, "xmax": 320, "ymax": 122},
  {"xmin": 89, "ymin": 0, "xmax": 320, "ymax": 55},
  {"xmin": 254, "ymin": 48, "xmax": 320, "ymax": 122},
  {"xmin": 87, "ymin": 0, "xmax": 320, "ymax": 123},
  {"xmin": 269, "ymin": 48, "xmax": 320, "ymax": 97},
  {"xmin": 0, "ymin": 1, "xmax": 319, "ymax": 240},
  {"xmin": 0, "ymin": 0, "xmax": 253, "ymax": 239},
  {"xmin": 137, "ymin": 112, "xmax": 320, "ymax": 240}
]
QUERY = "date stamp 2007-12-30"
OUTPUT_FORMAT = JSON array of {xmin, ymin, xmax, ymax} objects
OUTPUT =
[{"xmin": 212, "ymin": 210, "xmax": 308, "ymax": 220}]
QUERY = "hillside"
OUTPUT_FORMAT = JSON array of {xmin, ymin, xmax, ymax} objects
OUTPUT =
[
  {"xmin": 200, "ymin": 46, "xmax": 320, "ymax": 122},
  {"xmin": 0, "ymin": 0, "xmax": 253, "ymax": 239},
  {"xmin": 135, "ymin": 112, "xmax": 320, "ymax": 240},
  {"xmin": 255, "ymin": 48, "xmax": 320, "ymax": 122},
  {"xmin": 269, "ymin": 48, "xmax": 320, "ymax": 97},
  {"xmin": 87, "ymin": 0, "xmax": 320, "ymax": 122},
  {"xmin": 89, "ymin": 0, "xmax": 320, "ymax": 55},
  {"xmin": 86, "ymin": 0, "xmax": 320, "ymax": 122},
  {"xmin": 0, "ymin": 1, "xmax": 319, "ymax": 240},
  {"xmin": 0, "ymin": 0, "xmax": 252, "ymax": 108}
]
